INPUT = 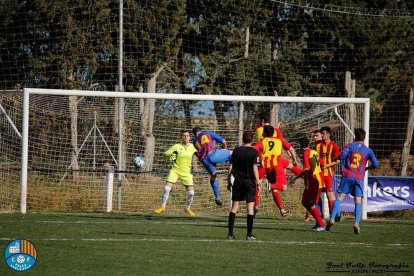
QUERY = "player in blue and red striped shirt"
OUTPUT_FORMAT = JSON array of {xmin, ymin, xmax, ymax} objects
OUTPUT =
[
  {"xmin": 192, "ymin": 127, "xmax": 232, "ymax": 206},
  {"xmin": 326, "ymin": 128, "xmax": 379, "ymax": 234}
]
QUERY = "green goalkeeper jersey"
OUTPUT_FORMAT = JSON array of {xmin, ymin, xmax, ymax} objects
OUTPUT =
[{"xmin": 165, "ymin": 143, "xmax": 197, "ymax": 173}]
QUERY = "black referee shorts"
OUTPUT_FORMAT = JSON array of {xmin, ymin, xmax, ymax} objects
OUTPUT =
[{"xmin": 231, "ymin": 178, "xmax": 256, "ymax": 203}]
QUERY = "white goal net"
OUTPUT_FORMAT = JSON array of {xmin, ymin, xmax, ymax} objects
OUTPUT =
[{"xmin": 1, "ymin": 88, "xmax": 369, "ymax": 217}]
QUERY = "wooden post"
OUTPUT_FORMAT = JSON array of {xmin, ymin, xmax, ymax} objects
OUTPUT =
[
  {"xmin": 401, "ymin": 88, "xmax": 414, "ymax": 176},
  {"xmin": 345, "ymin": 71, "xmax": 356, "ymax": 144},
  {"xmin": 238, "ymin": 102, "xmax": 244, "ymax": 146}
]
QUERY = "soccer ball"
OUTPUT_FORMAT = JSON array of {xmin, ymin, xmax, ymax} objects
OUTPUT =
[{"xmin": 132, "ymin": 156, "xmax": 145, "ymax": 169}]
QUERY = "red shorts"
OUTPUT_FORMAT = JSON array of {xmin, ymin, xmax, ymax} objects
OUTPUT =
[
  {"xmin": 302, "ymin": 181, "xmax": 321, "ymax": 207},
  {"xmin": 266, "ymin": 164, "xmax": 287, "ymax": 190},
  {"xmin": 322, "ymin": 174, "xmax": 333, "ymax": 193}
]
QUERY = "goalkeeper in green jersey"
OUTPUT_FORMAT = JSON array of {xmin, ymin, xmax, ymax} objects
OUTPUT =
[{"xmin": 154, "ymin": 130, "xmax": 198, "ymax": 216}]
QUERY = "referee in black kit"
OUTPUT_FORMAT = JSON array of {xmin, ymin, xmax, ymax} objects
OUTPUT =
[{"xmin": 226, "ymin": 130, "xmax": 261, "ymax": 241}]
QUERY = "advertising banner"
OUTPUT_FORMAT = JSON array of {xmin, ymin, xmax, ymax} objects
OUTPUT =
[{"xmin": 333, "ymin": 176, "xmax": 414, "ymax": 212}]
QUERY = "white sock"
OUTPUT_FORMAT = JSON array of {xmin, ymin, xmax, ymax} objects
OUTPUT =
[
  {"xmin": 185, "ymin": 190, "xmax": 194, "ymax": 209},
  {"xmin": 161, "ymin": 186, "xmax": 172, "ymax": 207}
]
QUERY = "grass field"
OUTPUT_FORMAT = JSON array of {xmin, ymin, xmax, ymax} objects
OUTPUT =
[{"xmin": 0, "ymin": 212, "xmax": 413, "ymax": 275}]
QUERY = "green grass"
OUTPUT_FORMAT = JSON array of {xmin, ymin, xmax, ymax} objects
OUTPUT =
[{"xmin": 0, "ymin": 213, "xmax": 413, "ymax": 275}]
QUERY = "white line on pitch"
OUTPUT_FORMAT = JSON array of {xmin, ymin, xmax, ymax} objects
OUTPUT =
[{"xmin": 0, "ymin": 237, "xmax": 411, "ymax": 248}]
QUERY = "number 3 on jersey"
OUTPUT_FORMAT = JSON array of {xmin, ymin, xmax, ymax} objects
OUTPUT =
[{"xmin": 351, "ymin": 153, "xmax": 362, "ymax": 168}]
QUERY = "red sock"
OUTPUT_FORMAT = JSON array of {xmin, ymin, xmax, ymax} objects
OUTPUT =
[
  {"xmin": 329, "ymin": 200, "xmax": 334, "ymax": 213},
  {"xmin": 291, "ymin": 166, "xmax": 302, "ymax": 176},
  {"xmin": 254, "ymin": 187, "xmax": 260, "ymax": 208},
  {"xmin": 309, "ymin": 206, "xmax": 325, "ymax": 227},
  {"xmin": 272, "ymin": 190, "xmax": 283, "ymax": 209}
]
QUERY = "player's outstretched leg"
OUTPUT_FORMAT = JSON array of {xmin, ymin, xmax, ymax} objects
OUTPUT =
[
  {"xmin": 326, "ymin": 198, "xmax": 342, "ymax": 231},
  {"xmin": 209, "ymin": 174, "xmax": 222, "ymax": 205}
]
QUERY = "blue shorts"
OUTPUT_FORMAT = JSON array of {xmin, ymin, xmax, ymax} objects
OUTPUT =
[
  {"xmin": 337, "ymin": 177, "xmax": 364, "ymax": 198},
  {"xmin": 201, "ymin": 149, "xmax": 231, "ymax": 175}
]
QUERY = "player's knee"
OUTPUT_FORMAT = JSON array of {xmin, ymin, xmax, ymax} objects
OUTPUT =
[{"xmin": 210, "ymin": 173, "xmax": 217, "ymax": 180}]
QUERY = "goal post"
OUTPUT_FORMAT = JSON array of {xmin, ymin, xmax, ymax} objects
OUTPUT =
[{"xmin": 19, "ymin": 88, "xmax": 370, "ymax": 218}]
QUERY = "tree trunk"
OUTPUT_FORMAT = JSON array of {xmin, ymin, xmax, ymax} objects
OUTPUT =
[
  {"xmin": 213, "ymin": 101, "xmax": 227, "ymax": 134},
  {"xmin": 69, "ymin": 95, "xmax": 79, "ymax": 180},
  {"xmin": 244, "ymin": 26, "xmax": 250, "ymax": 59},
  {"xmin": 271, "ymin": 41, "xmax": 279, "ymax": 61},
  {"xmin": 400, "ymin": 88, "xmax": 414, "ymax": 176},
  {"xmin": 143, "ymin": 65, "xmax": 165, "ymax": 170},
  {"xmin": 181, "ymin": 85, "xmax": 193, "ymax": 130}
]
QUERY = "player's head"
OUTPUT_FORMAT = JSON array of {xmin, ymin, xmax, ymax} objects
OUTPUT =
[
  {"xmin": 313, "ymin": 130, "xmax": 322, "ymax": 142},
  {"xmin": 263, "ymin": 125, "xmax": 274, "ymax": 137},
  {"xmin": 298, "ymin": 136, "xmax": 310, "ymax": 149},
  {"xmin": 354, "ymin": 128, "xmax": 366, "ymax": 142},
  {"xmin": 192, "ymin": 127, "xmax": 201, "ymax": 136},
  {"xmin": 320, "ymin": 126, "xmax": 332, "ymax": 141},
  {"xmin": 181, "ymin": 130, "xmax": 191, "ymax": 143},
  {"xmin": 242, "ymin": 130, "xmax": 254, "ymax": 144},
  {"xmin": 258, "ymin": 112, "xmax": 270, "ymax": 125}
]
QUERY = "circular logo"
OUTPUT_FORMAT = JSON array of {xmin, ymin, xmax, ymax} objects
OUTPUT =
[{"xmin": 4, "ymin": 239, "xmax": 37, "ymax": 272}]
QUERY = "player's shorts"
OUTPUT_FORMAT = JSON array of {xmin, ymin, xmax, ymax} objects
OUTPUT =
[
  {"xmin": 201, "ymin": 149, "xmax": 231, "ymax": 174},
  {"xmin": 338, "ymin": 177, "xmax": 364, "ymax": 198},
  {"xmin": 322, "ymin": 174, "xmax": 333, "ymax": 193},
  {"xmin": 302, "ymin": 180, "xmax": 321, "ymax": 207},
  {"xmin": 265, "ymin": 160, "xmax": 288, "ymax": 190},
  {"xmin": 166, "ymin": 169, "xmax": 193, "ymax": 186},
  {"xmin": 231, "ymin": 178, "xmax": 256, "ymax": 203}
]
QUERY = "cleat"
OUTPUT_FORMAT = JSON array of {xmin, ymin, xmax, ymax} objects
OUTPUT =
[
  {"xmin": 154, "ymin": 207, "xmax": 166, "ymax": 214},
  {"xmin": 313, "ymin": 226, "xmax": 326, "ymax": 232},
  {"xmin": 227, "ymin": 234, "xmax": 235, "ymax": 240},
  {"xmin": 246, "ymin": 235, "xmax": 257, "ymax": 241},
  {"xmin": 215, "ymin": 198, "xmax": 223, "ymax": 206},
  {"xmin": 335, "ymin": 215, "xmax": 342, "ymax": 222},
  {"xmin": 280, "ymin": 208, "xmax": 288, "ymax": 217},
  {"xmin": 353, "ymin": 224, "xmax": 361, "ymax": 234},
  {"xmin": 311, "ymin": 224, "xmax": 318, "ymax": 230},
  {"xmin": 184, "ymin": 208, "xmax": 195, "ymax": 217},
  {"xmin": 325, "ymin": 221, "xmax": 334, "ymax": 231}
]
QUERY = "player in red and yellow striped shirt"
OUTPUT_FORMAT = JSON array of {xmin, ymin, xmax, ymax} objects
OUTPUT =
[
  {"xmin": 254, "ymin": 125, "xmax": 299, "ymax": 217},
  {"xmin": 253, "ymin": 112, "xmax": 300, "ymax": 216},
  {"xmin": 315, "ymin": 126, "xmax": 340, "ymax": 216},
  {"xmin": 292, "ymin": 137, "xmax": 326, "ymax": 231}
]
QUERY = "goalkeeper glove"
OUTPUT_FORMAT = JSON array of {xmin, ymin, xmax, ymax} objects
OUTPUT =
[{"xmin": 170, "ymin": 151, "xmax": 178, "ymax": 161}]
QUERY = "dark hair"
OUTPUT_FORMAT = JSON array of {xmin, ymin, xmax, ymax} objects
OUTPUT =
[
  {"xmin": 258, "ymin": 112, "xmax": 270, "ymax": 123},
  {"xmin": 242, "ymin": 130, "xmax": 254, "ymax": 144},
  {"xmin": 298, "ymin": 136, "xmax": 309, "ymax": 148},
  {"xmin": 354, "ymin": 128, "xmax": 366, "ymax": 141},
  {"xmin": 263, "ymin": 125, "xmax": 274, "ymax": 137},
  {"xmin": 192, "ymin": 127, "xmax": 201, "ymax": 136},
  {"xmin": 181, "ymin": 130, "xmax": 190, "ymax": 135},
  {"xmin": 320, "ymin": 126, "xmax": 332, "ymax": 134}
]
